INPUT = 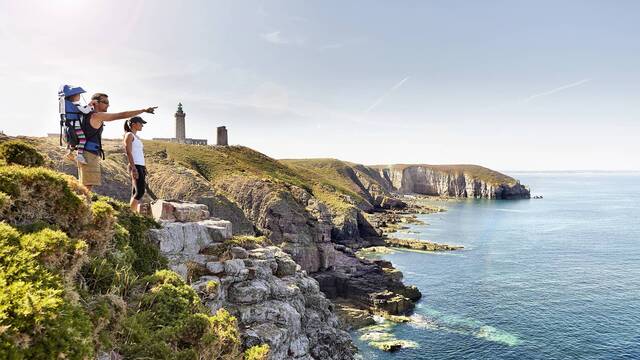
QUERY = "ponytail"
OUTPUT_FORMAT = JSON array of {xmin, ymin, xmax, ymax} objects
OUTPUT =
[{"xmin": 124, "ymin": 120, "xmax": 131, "ymax": 133}]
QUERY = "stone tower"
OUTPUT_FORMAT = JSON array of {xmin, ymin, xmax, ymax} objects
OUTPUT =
[
  {"xmin": 175, "ymin": 103, "xmax": 186, "ymax": 143},
  {"xmin": 217, "ymin": 126, "xmax": 228, "ymax": 146}
]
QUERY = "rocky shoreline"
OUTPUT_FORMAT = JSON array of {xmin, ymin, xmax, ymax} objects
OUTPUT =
[
  {"xmin": 338, "ymin": 196, "xmax": 467, "ymax": 352},
  {"xmin": 330, "ymin": 196, "xmax": 463, "ymax": 329},
  {"xmin": 147, "ymin": 198, "xmax": 461, "ymax": 355}
]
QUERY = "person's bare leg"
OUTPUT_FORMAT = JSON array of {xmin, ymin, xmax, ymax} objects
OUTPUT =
[{"xmin": 130, "ymin": 197, "xmax": 140, "ymax": 213}]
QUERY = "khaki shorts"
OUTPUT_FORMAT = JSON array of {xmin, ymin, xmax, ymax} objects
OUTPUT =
[{"xmin": 78, "ymin": 152, "xmax": 102, "ymax": 186}]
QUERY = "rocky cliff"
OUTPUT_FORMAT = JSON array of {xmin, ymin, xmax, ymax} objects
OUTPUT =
[
  {"xmin": 148, "ymin": 201, "xmax": 356, "ymax": 359},
  {"xmin": 371, "ymin": 164, "xmax": 530, "ymax": 199},
  {"xmin": 284, "ymin": 160, "xmax": 530, "ymax": 200}
]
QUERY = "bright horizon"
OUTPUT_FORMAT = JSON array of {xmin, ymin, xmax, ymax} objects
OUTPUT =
[{"xmin": 1, "ymin": 0, "xmax": 639, "ymax": 171}]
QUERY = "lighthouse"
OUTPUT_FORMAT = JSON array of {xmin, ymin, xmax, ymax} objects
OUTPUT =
[{"xmin": 175, "ymin": 102, "xmax": 186, "ymax": 143}]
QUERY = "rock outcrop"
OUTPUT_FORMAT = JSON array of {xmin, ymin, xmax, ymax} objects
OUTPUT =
[
  {"xmin": 215, "ymin": 176, "xmax": 339, "ymax": 273},
  {"xmin": 313, "ymin": 246, "xmax": 421, "ymax": 317},
  {"xmin": 385, "ymin": 237, "xmax": 464, "ymax": 251},
  {"xmin": 148, "ymin": 201, "xmax": 356, "ymax": 360},
  {"xmin": 201, "ymin": 247, "xmax": 356, "ymax": 360}
]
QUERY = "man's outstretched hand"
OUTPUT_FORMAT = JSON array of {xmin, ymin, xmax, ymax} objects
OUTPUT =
[{"xmin": 144, "ymin": 107, "xmax": 158, "ymax": 114}]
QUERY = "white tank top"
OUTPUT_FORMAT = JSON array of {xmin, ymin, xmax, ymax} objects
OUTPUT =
[{"xmin": 130, "ymin": 133, "xmax": 145, "ymax": 166}]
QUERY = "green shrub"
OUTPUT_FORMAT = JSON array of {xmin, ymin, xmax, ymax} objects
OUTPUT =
[
  {"xmin": 83, "ymin": 200, "xmax": 117, "ymax": 256},
  {"xmin": 79, "ymin": 202, "xmax": 152, "ymax": 297},
  {"xmin": 228, "ymin": 235, "xmax": 270, "ymax": 249},
  {"xmin": 86, "ymin": 294, "xmax": 127, "ymax": 351},
  {"xmin": 203, "ymin": 235, "xmax": 270, "ymax": 259},
  {"xmin": 0, "ymin": 163, "xmax": 248, "ymax": 359},
  {"xmin": 244, "ymin": 344, "xmax": 270, "ymax": 360},
  {"xmin": 120, "ymin": 272, "xmax": 242, "ymax": 360},
  {"xmin": 109, "ymin": 199, "xmax": 166, "ymax": 275},
  {"xmin": 0, "ymin": 192, "xmax": 9, "ymax": 214},
  {"xmin": 203, "ymin": 308, "xmax": 242, "ymax": 359},
  {"xmin": 0, "ymin": 140, "xmax": 44, "ymax": 167},
  {"xmin": 0, "ymin": 223, "xmax": 94, "ymax": 359},
  {"xmin": 0, "ymin": 166, "xmax": 90, "ymax": 235},
  {"xmin": 205, "ymin": 280, "xmax": 219, "ymax": 295}
]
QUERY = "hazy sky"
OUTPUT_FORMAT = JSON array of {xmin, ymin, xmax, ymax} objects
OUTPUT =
[{"xmin": 1, "ymin": 0, "xmax": 639, "ymax": 170}]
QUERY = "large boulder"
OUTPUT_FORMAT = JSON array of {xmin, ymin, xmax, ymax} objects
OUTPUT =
[
  {"xmin": 151, "ymin": 200, "xmax": 210, "ymax": 222},
  {"xmin": 148, "ymin": 219, "xmax": 232, "ymax": 255}
]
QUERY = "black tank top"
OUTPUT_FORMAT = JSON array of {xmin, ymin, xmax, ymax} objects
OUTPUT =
[{"xmin": 81, "ymin": 112, "xmax": 104, "ymax": 155}]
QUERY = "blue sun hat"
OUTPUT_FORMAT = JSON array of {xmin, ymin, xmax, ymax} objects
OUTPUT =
[{"xmin": 58, "ymin": 84, "xmax": 86, "ymax": 98}]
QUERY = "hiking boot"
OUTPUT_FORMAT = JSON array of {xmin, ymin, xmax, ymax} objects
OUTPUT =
[{"xmin": 76, "ymin": 153, "xmax": 88, "ymax": 165}]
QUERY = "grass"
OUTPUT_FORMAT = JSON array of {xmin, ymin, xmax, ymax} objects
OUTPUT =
[
  {"xmin": 144, "ymin": 141, "xmax": 310, "ymax": 190},
  {"xmin": 144, "ymin": 142, "xmax": 367, "ymax": 213},
  {"xmin": 282, "ymin": 159, "xmax": 369, "ymax": 206}
]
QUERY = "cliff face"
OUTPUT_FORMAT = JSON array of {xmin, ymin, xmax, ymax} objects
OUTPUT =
[
  {"xmin": 215, "ymin": 176, "xmax": 337, "ymax": 274},
  {"xmin": 374, "ymin": 165, "xmax": 530, "ymax": 199},
  {"xmin": 148, "ymin": 202, "xmax": 356, "ymax": 359}
]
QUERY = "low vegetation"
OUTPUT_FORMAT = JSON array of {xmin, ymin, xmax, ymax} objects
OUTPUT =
[
  {"xmin": 144, "ymin": 141, "xmax": 369, "ymax": 214},
  {"xmin": 0, "ymin": 140, "xmax": 266, "ymax": 359},
  {"xmin": 0, "ymin": 139, "xmax": 45, "ymax": 167},
  {"xmin": 202, "ymin": 235, "xmax": 271, "ymax": 261},
  {"xmin": 145, "ymin": 141, "xmax": 311, "ymax": 190}
]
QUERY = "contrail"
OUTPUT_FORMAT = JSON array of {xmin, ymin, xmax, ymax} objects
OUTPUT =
[
  {"xmin": 523, "ymin": 78, "xmax": 591, "ymax": 103},
  {"xmin": 365, "ymin": 76, "xmax": 409, "ymax": 113}
]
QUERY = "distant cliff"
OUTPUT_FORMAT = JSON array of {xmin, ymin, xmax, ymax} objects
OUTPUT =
[
  {"xmin": 371, "ymin": 164, "xmax": 530, "ymax": 199},
  {"xmin": 282, "ymin": 161, "xmax": 530, "ymax": 201}
]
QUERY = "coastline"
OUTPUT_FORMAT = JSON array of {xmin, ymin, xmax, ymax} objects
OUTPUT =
[
  {"xmin": 341, "ymin": 195, "xmax": 465, "ymax": 352},
  {"xmin": 3, "ymin": 136, "xmax": 527, "ymax": 359}
]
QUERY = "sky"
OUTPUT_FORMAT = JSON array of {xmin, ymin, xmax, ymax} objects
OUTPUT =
[{"xmin": 0, "ymin": 0, "xmax": 639, "ymax": 171}]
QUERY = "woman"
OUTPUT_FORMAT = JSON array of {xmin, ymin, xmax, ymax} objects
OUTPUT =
[{"xmin": 123, "ymin": 116, "xmax": 148, "ymax": 213}]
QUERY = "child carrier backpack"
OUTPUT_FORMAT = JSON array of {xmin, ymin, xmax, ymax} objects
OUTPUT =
[{"xmin": 58, "ymin": 85, "xmax": 92, "ymax": 147}]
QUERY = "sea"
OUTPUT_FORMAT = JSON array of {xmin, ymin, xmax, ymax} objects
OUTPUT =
[{"xmin": 353, "ymin": 172, "xmax": 640, "ymax": 360}]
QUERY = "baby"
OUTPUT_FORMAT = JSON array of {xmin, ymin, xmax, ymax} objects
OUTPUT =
[{"xmin": 59, "ymin": 85, "xmax": 93, "ymax": 164}]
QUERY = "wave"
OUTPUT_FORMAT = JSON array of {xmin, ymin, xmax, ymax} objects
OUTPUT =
[{"xmin": 495, "ymin": 208, "xmax": 528, "ymax": 213}]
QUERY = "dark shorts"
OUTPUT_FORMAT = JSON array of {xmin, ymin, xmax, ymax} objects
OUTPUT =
[{"xmin": 132, "ymin": 165, "xmax": 146, "ymax": 200}]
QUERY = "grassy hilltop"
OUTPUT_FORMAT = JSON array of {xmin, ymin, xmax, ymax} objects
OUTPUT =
[{"xmin": 142, "ymin": 141, "xmax": 373, "ymax": 212}]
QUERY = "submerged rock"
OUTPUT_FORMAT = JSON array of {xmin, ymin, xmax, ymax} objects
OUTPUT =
[
  {"xmin": 358, "ymin": 321, "xmax": 418, "ymax": 352},
  {"xmin": 385, "ymin": 237, "xmax": 463, "ymax": 251}
]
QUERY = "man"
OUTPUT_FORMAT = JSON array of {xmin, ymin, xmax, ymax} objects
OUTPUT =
[{"xmin": 77, "ymin": 92, "xmax": 156, "ymax": 192}]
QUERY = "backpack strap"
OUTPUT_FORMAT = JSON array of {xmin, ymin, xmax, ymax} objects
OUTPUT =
[
  {"xmin": 59, "ymin": 115, "xmax": 64, "ymax": 146},
  {"xmin": 98, "ymin": 133, "xmax": 104, "ymax": 160},
  {"xmin": 58, "ymin": 96, "xmax": 65, "ymax": 146},
  {"xmin": 81, "ymin": 112, "xmax": 105, "ymax": 160}
]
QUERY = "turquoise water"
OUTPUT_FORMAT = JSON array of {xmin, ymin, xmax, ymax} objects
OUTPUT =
[{"xmin": 354, "ymin": 173, "xmax": 640, "ymax": 359}]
